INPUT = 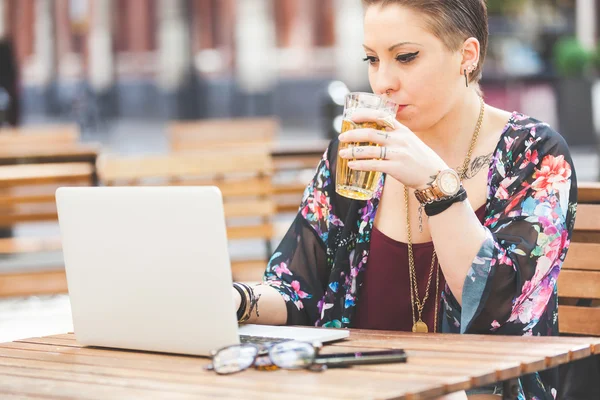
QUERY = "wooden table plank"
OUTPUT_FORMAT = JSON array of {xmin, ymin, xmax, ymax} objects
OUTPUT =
[
  {"xmin": 330, "ymin": 335, "xmax": 585, "ymax": 369},
  {"xmin": 5, "ymin": 340, "xmax": 480, "ymax": 393},
  {"xmin": 0, "ymin": 344, "xmax": 456, "ymax": 400},
  {"xmin": 15, "ymin": 337, "xmax": 524, "ymax": 387},
  {"xmin": 0, "ymin": 372, "xmax": 216, "ymax": 400},
  {"xmin": 3, "ymin": 330, "xmax": 600, "ymax": 400}
]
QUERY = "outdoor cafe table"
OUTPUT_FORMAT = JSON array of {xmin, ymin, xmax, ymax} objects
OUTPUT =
[{"xmin": 1, "ymin": 328, "xmax": 599, "ymax": 399}]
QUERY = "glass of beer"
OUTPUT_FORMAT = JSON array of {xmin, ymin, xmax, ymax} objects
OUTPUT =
[{"xmin": 336, "ymin": 92, "xmax": 398, "ymax": 200}]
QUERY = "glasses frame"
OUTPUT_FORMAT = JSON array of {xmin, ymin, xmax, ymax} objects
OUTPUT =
[{"xmin": 207, "ymin": 340, "xmax": 324, "ymax": 375}]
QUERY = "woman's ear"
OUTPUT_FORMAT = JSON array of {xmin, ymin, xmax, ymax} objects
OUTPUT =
[{"xmin": 460, "ymin": 37, "xmax": 480, "ymax": 76}]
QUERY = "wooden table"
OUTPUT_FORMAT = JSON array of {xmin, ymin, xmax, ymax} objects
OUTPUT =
[{"xmin": 0, "ymin": 329, "xmax": 598, "ymax": 399}]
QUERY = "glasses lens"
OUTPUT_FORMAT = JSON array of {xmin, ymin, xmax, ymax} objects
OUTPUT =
[
  {"xmin": 269, "ymin": 341, "xmax": 316, "ymax": 369},
  {"xmin": 212, "ymin": 344, "xmax": 258, "ymax": 374}
]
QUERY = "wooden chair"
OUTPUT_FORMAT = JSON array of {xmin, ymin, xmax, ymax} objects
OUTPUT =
[
  {"xmin": 0, "ymin": 125, "xmax": 80, "ymax": 147},
  {"xmin": 97, "ymin": 149, "xmax": 275, "ymax": 283},
  {"xmin": 558, "ymin": 181, "xmax": 600, "ymax": 336},
  {"xmin": 0, "ymin": 162, "xmax": 94, "ymax": 297},
  {"xmin": 168, "ymin": 118, "xmax": 328, "ymax": 214},
  {"xmin": 168, "ymin": 118, "xmax": 278, "ymax": 152},
  {"xmin": 578, "ymin": 182, "xmax": 600, "ymax": 204}
]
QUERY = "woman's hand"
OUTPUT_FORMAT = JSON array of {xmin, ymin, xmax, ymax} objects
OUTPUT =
[{"xmin": 338, "ymin": 109, "xmax": 448, "ymax": 190}]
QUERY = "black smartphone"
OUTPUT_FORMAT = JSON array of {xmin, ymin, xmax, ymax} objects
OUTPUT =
[{"xmin": 313, "ymin": 349, "xmax": 407, "ymax": 367}]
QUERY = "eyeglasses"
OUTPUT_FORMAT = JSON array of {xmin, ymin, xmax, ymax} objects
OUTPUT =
[
  {"xmin": 206, "ymin": 340, "xmax": 324, "ymax": 375},
  {"xmin": 206, "ymin": 340, "xmax": 408, "ymax": 375}
]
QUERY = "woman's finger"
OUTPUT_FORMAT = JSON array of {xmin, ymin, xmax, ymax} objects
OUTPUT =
[
  {"xmin": 339, "ymin": 145, "xmax": 395, "ymax": 160},
  {"xmin": 339, "ymin": 128, "xmax": 395, "ymax": 145},
  {"xmin": 347, "ymin": 159, "xmax": 388, "ymax": 173}
]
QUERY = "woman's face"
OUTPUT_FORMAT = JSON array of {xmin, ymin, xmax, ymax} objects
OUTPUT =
[{"xmin": 363, "ymin": 4, "xmax": 465, "ymax": 132}]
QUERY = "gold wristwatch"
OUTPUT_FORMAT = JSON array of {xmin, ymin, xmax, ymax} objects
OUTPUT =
[{"xmin": 414, "ymin": 169, "xmax": 461, "ymax": 204}]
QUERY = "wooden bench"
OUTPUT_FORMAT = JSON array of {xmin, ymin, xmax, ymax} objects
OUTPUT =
[
  {"xmin": 97, "ymin": 149, "xmax": 275, "ymax": 283},
  {"xmin": 578, "ymin": 182, "xmax": 600, "ymax": 204},
  {"xmin": 0, "ymin": 163, "xmax": 95, "ymax": 298},
  {"xmin": 0, "ymin": 125, "xmax": 80, "ymax": 147},
  {"xmin": 558, "ymin": 182, "xmax": 600, "ymax": 336},
  {"xmin": 168, "ymin": 118, "xmax": 278, "ymax": 152},
  {"xmin": 558, "ymin": 203, "xmax": 600, "ymax": 336},
  {"xmin": 167, "ymin": 118, "xmax": 328, "ymax": 214}
]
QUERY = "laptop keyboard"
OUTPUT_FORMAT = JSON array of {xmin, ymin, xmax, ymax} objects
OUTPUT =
[{"xmin": 239, "ymin": 335, "xmax": 292, "ymax": 352}]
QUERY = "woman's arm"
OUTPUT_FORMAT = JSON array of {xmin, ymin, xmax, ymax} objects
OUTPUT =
[
  {"xmin": 428, "ymin": 199, "xmax": 487, "ymax": 305},
  {"xmin": 438, "ymin": 128, "xmax": 577, "ymax": 334},
  {"xmin": 233, "ymin": 142, "xmax": 338, "ymax": 326},
  {"xmin": 232, "ymin": 285, "xmax": 288, "ymax": 325}
]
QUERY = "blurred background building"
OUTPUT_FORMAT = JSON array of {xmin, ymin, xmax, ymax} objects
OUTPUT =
[{"xmin": 0, "ymin": 0, "xmax": 598, "ymax": 150}]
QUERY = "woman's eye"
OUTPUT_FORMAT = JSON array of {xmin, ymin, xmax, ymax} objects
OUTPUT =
[
  {"xmin": 362, "ymin": 56, "xmax": 378, "ymax": 65},
  {"xmin": 395, "ymin": 51, "xmax": 419, "ymax": 64}
]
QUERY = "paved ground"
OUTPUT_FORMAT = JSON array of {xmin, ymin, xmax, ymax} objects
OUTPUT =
[{"xmin": 1, "ymin": 116, "xmax": 598, "ymax": 343}]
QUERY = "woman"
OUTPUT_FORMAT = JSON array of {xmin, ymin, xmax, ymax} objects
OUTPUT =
[{"xmin": 232, "ymin": 1, "xmax": 577, "ymax": 398}]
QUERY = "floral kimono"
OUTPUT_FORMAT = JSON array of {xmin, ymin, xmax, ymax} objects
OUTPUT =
[{"xmin": 264, "ymin": 113, "xmax": 577, "ymax": 399}]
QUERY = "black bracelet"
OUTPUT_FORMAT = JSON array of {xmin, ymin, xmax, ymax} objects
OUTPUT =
[
  {"xmin": 236, "ymin": 282, "xmax": 255, "ymax": 323},
  {"xmin": 232, "ymin": 283, "xmax": 247, "ymax": 321},
  {"xmin": 423, "ymin": 187, "xmax": 468, "ymax": 217}
]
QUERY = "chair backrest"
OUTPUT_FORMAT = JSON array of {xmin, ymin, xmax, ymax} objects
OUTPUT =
[
  {"xmin": 558, "ymin": 185, "xmax": 600, "ymax": 335},
  {"xmin": 97, "ymin": 149, "xmax": 275, "ymax": 282},
  {"xmin": 0, "ymin": 163, "xmax": 94, "ymax": 227},
  {"xmin": 0, "ymin": 125, "xmax": 80, "ymax": 147},
  {"xmin": 168, "ymin": 118, "xmax": 278, "ymax": 152},
  {"xmin": 577, "ymin": 182, "xmax": 600, "ymax": 204}
]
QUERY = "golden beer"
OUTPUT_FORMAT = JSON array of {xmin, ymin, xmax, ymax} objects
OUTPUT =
[
  {"xmin": 335, "ymin": 93, "xmax": 398, "ymax": 201},
  {"xmin": 336, "ymin": 120, "xmax": 388, "ymax": 200}
]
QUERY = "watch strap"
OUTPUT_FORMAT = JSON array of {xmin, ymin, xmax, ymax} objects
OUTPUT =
[{"xmin": 424, "ymin": 187, "xmax": 468, "ymax": 216}]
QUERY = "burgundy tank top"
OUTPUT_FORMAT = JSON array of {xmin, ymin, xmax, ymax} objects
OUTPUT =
[{"xmin": 353, "ymin": 205, "xmax": 487, "ymax": 332}]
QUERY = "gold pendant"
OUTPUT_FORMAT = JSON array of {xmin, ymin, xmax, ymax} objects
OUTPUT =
[{"xmin": 412, "ymin": 320, "xmax": 428, "ymax": 333}]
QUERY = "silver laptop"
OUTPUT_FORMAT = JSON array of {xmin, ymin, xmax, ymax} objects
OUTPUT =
[{"xmin": 55, "ymin": 186, "xmax": 348, "ymax": 357}]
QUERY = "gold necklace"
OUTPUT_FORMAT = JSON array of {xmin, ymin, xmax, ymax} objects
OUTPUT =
[
  {"xmin": 406, "ymin": 96, "xmax": 485, "ymax": 333},
  {"xmin": 456, "ymin": 96, "xmax": 486, "ymax": 180},
  {"xmin": 405, "ymin": 186, "xmax": 440, "ymax": 333}
]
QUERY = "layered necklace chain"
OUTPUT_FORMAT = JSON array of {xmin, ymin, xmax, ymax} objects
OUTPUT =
[{"xmin": 405, "ymin": 96, "xmax": 485, "ymax": 333}]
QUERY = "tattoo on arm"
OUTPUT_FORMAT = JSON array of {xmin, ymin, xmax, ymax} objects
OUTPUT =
[{"xmin": 426, "ymin": 174, "xmax": 437, "ymax": 187}]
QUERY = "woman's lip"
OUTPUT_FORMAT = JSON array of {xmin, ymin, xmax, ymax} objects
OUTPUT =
[{"xmin": 396, "ymin": 105, "xmax": 408, "ymax": 112}]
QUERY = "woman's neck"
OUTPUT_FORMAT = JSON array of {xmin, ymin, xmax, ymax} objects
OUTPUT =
[{"xmin": 414, "ymin": 90, "xmax": 483, "ymax": 161}]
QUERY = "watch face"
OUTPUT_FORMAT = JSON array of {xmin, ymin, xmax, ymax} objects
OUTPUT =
[{"xmin": 438, "ymin": 170, "xmax": 460, "ymax": 196}]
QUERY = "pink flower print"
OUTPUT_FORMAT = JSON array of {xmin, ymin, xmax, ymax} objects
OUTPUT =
[
  {"xmin": 532, "ymin": 155, "xmax": 571, "ymax": 198},
  {"xmin": 491, "ymin": 320, "xmax": 501, "ymax": 330},
  {"xmin": 544, "ymin": 236, "xmax": 563, "ymax": 261},
  {"xmin": 530, "ymin": 279, "xmax": 554, "ymax": 319},
  {"xmin": 504, "ymin": 136, "xmax": 516, "ymax": 150},
  {"xmin": 508, "ymin": 299, "xmax": 533, "ymax": 324},
  {"xmin": 291, "ymin": 280, "xmax": 310, "ymax": 299},
  {"xmin": 497, "ymin": 248, "xmax": 514, "ymax": 267},
  {"xmin": 274, "ymin": 262, "xmax": 292, "ymax": 278},
  {"xmin": 505, "ymin": 189, "xmax": 527, "ymax": 214},
  {"xmin": 519, "ymin": 149, "xmax": 539, "ymax": 170}
]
